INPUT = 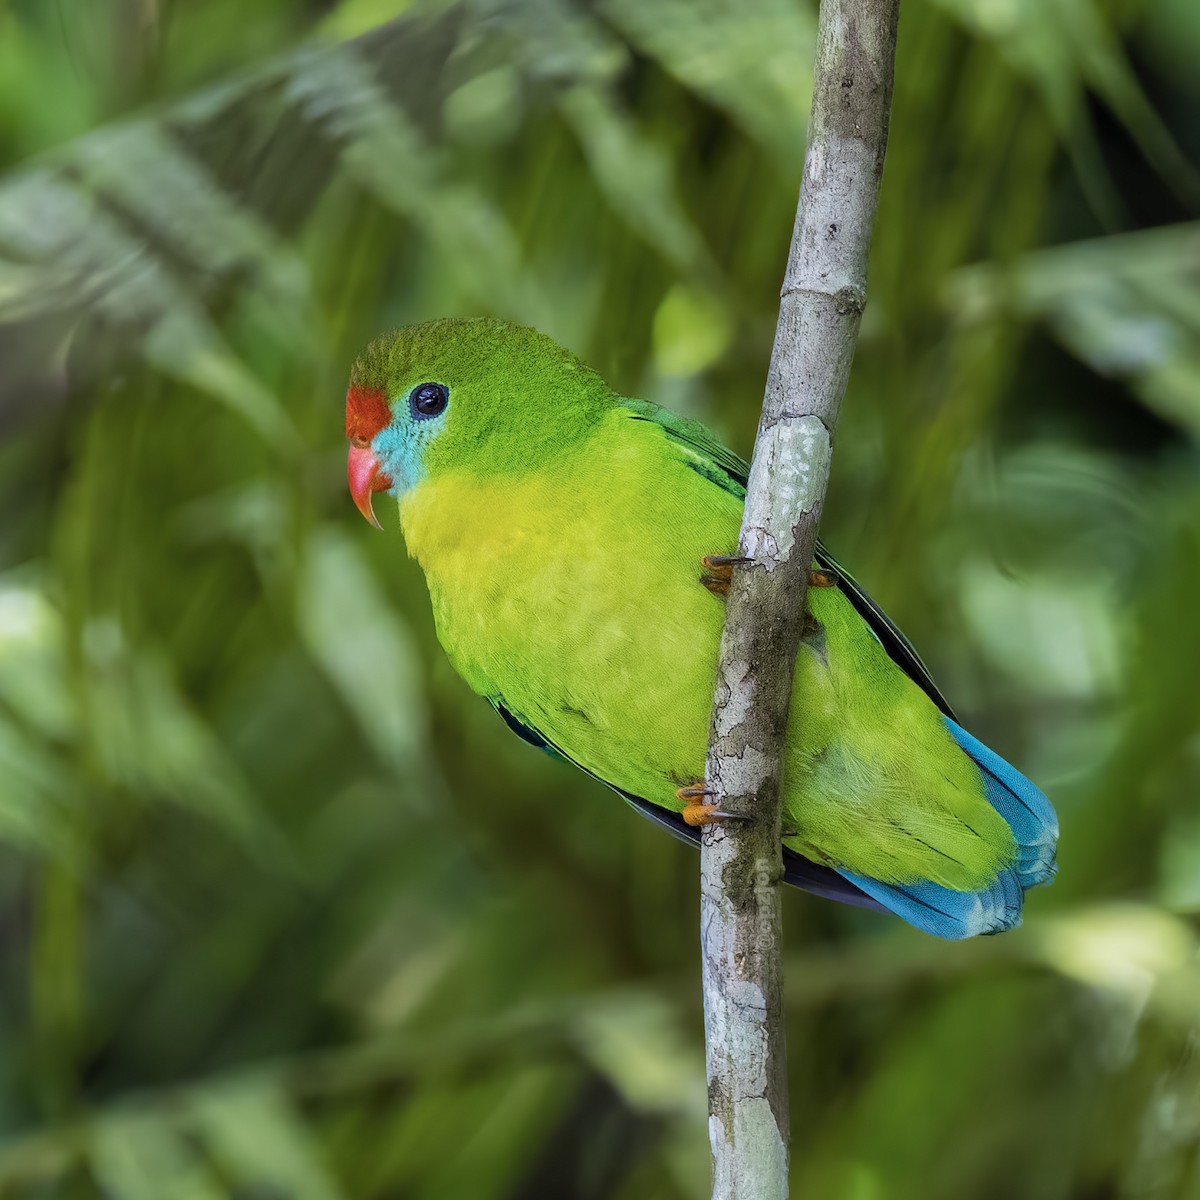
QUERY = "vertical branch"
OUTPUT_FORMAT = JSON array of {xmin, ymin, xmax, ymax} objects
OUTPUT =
[{"xmin": 700, "ymin": 2, "xmax": 900, "ymax": 1197}]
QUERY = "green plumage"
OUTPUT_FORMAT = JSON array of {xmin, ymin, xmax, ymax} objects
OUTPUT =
[{"xmin": 349, "ymin": 318, "xmax": 1056, "ymax": 929}]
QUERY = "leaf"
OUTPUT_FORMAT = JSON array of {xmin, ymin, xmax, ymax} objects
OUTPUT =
[
  {"xmin": 0, "ymin": 722, "xmax": 73, "ymax": 854},
  {"xmin": 652, "ymin": 283, "xmax": 733, "ymax": 376},
  {"xmin": 1160, "ymin": 813, "xmax": 1200, "ymax": 913},
  {"xmin": 572, "ymin": 990, "xmax": 705, "ymax": 1119},
  {"xmin": 0, "ymin": 168, "xmax": 299, "ymax": 447},
  {"xmin": 190, "ymin": 1079, "xmax": 348, "ymax": 1200},
  {"xmin": 91, "ymin": 1116, "xmax": 226, "ymax": 1200},
  {"xmin": 558, "ymin": 83, "xmax": 716, "ymax": 280},
  {"xmin": 957, "ymin": 562, "xmax": 1121, "ymax": 702},
  {"xmin": 72, "ymin": 122, "xmax": 310, "ymax": 316},
  {"xmin": 0, "ymin": 581, "xmax": 73, "ymax": 742},
  {"xmin": 82, "ymin": 616, "xmax": 290, "ymax": 864},
  {"xmin": 468, "ymin": 0, "xmax": 627, "ymax": 85},
  {"xmin": 1030, "ymin": 905, "xmax": 1196, "ymax": 1020},
  {"xmin": 142, "ymin": 308, "xmax": 301, "ymax": 451},
  {"xmin": 930, "ymin": 0, "xmax": 1200, "ymax": 215},
  {"xmin": 284, "ymin": 43, "xmax": 542, "ymax": 321},
  {"xmin": 295, "ymin": 525, "xmax": 427, "ymax": 775},
  {"xmin": 947, "ymin": 222, "xmax": 1200, "ymax": 437},
  {"xmin": 601, "ymin": 0, "xmax": 814, "ymax": 166},
  {"xmin": 0, "ymin": 581, "xmax": 75, "ymax": 854}
]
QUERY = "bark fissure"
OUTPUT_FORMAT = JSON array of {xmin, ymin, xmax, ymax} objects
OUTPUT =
[{"xmin": 697, "ymin": 1, "xmax": 901, "ymax": 1197}]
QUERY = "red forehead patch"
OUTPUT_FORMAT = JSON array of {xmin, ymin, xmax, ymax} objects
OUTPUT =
[{"xmin": 345, "ymin": 386, "xmax": 391, "ymax": 443}]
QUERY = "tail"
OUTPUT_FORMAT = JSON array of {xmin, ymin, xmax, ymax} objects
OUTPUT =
[{"xmin": 832, "ymin": 718, "xmax": 1059, "ymax": 939}]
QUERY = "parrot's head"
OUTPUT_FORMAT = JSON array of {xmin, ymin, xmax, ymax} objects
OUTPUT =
[{"xmin": 345, "ymin": 317, "xmax": 612, "ymax": 527}]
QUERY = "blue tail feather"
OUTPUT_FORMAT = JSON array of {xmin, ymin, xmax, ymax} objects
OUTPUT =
[
  {"xmin": 833, "ymin": 868, "xmax": 1023, "ymax": 939},
  {"xmin": 833, "ymin": 719, "xmax": 1058, "ymax": 940},
  {"xmin": 943, "ymin": 717, "xmax": 1058, "ymax": 889}
]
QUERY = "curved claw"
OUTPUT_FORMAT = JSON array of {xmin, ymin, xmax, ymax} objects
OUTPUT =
[
  {"xmin": 675, "ymin": 781, "xmax": 754, "ymax": 826},
  {"xmin": 700, "ymin": 555, "xmax": 753, "ymax": 597}
]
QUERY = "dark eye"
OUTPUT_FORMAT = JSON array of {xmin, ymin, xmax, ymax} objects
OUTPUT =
[{"xmin": 410, "ymin": 382, "xmax": 448, "ymax": 420}]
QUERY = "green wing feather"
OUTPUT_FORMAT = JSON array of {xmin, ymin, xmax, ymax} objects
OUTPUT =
[
  {"xmin": 617, "ymin": 397, "xmax": 953, "ymax": 716},
  {"xmin": 488, "ymin": 696, "xmax": 885, "ymax": 909},
  {"xmin": 619, "ymin": 398, "xmax": 752, "ymax": 499}
]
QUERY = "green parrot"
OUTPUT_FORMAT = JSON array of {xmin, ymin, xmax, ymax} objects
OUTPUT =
[{"xmin": 345, "ymin": 317, "xmax": 1058, "ymax": 938}]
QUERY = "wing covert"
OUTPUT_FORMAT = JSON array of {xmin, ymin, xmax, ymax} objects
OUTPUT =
[
  {"xmin": 616, "ymin": 397, "xmax": 954, "ymax": 715},
  {"xmin": 489, "ymin": 698, "xmax": 883, "ymax": 911}
]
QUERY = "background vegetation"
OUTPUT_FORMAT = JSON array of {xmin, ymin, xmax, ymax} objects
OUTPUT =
[{"xmin": 0, "ymin": 0, "xmax": 1198, "ymax": 1196}]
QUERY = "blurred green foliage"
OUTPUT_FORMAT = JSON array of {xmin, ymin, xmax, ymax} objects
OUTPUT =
[{"xmin": 0, "ymin": 0, "xmax": 1198, "ymax": 1196}]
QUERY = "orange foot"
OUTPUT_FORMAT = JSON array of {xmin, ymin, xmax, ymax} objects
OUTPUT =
[
  {"xmin": 699, "ymin": 555, "xmax": 751, "ymax": 597},
  {"xmin": 675, "ymin": 781, "xmax": 753, "ymax": 826},
  {"xmin": 701, "ymin": 556, "xmax": 838, "ymax": 597}
]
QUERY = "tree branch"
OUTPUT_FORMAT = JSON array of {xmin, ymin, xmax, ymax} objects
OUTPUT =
[{"xmin": 699, "ymin": 2, "xmax": 900, "ymax": 1196}]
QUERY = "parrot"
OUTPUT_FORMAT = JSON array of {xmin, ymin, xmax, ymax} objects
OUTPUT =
[{"xmin": 344, "ymin": 317, "xmax": 1058, "ymax": 939}]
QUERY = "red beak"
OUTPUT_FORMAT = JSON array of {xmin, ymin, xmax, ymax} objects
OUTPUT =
[{"xmin": 347, "ymin": 444, "xmax": 393, "ymax": 529}]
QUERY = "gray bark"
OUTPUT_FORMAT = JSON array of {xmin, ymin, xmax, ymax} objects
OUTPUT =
[{"xmin": 699, "ymin": 2, "xmax": 901, "ymax": 1197}]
